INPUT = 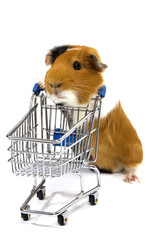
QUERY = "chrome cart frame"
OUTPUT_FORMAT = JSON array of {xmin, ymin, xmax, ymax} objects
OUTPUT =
[{"xmin": 7, "ymin": 89, "xmax": 102, "ymax": 225}]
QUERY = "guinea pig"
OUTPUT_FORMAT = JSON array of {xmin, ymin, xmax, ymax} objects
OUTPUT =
[{"xmin": 44, "ymin": 45, "xmax": 143, "ymax": 183}]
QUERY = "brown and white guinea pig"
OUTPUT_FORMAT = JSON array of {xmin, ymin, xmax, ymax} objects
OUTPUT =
[{"xmin": 44, "ymin": 45, "xmax": 143, "ymax": 183}]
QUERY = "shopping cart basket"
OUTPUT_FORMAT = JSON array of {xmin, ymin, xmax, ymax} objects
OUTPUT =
[{"xmin": 6, "ymin": 83, "xmax": 103, "ymax": 225}]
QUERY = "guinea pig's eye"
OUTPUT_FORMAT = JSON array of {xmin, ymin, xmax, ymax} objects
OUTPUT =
[
  {"xmin": 49, "ymin": 83, "xmax": 54, "ymax": 88},
  {"xmin": 56, "ymin": 83, "xmax": 62, "ymax": 88},
  {"xmin": 73, "ymin": 61, "xmax": 81, "ymax": 70}
]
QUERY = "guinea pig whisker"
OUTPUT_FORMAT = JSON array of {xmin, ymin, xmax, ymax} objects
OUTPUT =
[
  {"xmin": 72, "ymin": 86, "xmax": 90, "ymax": 93},
  {"xmin": 72, "ymin": 88, "xmax": 91, "ymax": 100},
  {"xmin": 73, "ymin": 90, "xmax": 89, "ymax": 102},
  {"xmin": 72, "ymin": 84, "xmax": 91, "ymax": 89}
]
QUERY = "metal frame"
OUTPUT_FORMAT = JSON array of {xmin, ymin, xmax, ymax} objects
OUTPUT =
[
  {"xmin": 20, "ymin": 166, "xmax": 100, "ymax": 219},
  {"xmin": 7, "ymin": 91, "xmax": 102, "ymax": 225}
]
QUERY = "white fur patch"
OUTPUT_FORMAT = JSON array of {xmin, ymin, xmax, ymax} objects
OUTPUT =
[
  {"xmin": 83, "ymin": 90, "xmax": 118, "ymax": 119},
  {"xmin": 100, "ymin": 93, "xmax": 118, "ymax": 119},
  {"xmin": 67, "ymin": 47, "xmax": 80, "ymax": 51},
  {"xmin": 48, "ymin": 90, "xmax": 78, "ymax": 106}
]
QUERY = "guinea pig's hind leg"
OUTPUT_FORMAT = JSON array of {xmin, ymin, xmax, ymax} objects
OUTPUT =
[{"xmin": 124, "ymin": 168, "xmax": 140, "ymax": 184}]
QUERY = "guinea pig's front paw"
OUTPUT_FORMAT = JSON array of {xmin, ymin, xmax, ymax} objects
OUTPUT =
[
  {"xmin": 38, "ymin": 81, "xmax": 45, "ymax": 89},
  {"xmin": 124, "ymin": 173, "xmax": 140, "ymax": 184}
]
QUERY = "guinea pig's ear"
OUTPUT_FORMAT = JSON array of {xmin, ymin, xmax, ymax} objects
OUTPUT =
[
  {"xmin": 45, "ymin": 45, "xmax": 71, "ymax": 66},
  {"xmin": 45, "ymin": 52, "xmax": 52, "ymax": 66},
  {"xmin": 89, "ymin": 54, "xmax": 108, "ymax": 72}
]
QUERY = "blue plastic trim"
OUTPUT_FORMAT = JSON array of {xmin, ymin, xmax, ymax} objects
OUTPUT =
[
  {"xmin": 98, "ymin": 85, "xmax": 106, "ymax": 98},
  {"xmin": 32, "ymin": 83, "xmax": 44, "ymax": 96},
  {"xmin": 53, "ymin": 128, "xmax": 76, "ymax": 146}
]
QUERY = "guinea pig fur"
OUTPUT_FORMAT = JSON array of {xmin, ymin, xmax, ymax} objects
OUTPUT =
[{"xmin": 44, "ymin": 45, "xmax": 143, "ymax": 183}]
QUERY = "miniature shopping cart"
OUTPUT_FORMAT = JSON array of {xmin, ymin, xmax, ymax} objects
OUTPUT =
[{"xmin": 6, "ymin": 83, "xmax": 103, "ymax": 225}]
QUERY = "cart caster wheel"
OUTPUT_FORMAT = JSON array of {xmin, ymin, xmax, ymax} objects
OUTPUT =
[
  {"xmin": 57, "ymin": 211, "xmax": 68, "ymax": 226},
  {"xmin": 89, "ymin": 192, "xmax": 99, "ymax": 205},
  {"xmin": 21, "ymin": 212, "xmax": 31, "ymax": 221},
  {"xmin": 21, "ymin": 205, "xmax": 31, "ymax": 221},
  {"xmin": 37, "ymin": 186, "xmax": 46, "ymax": 200}
]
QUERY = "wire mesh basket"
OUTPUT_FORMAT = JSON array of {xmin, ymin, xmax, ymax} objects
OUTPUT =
[{"xmin": 6, "ymin": 89, "xmax": 102, "ymax": 225}]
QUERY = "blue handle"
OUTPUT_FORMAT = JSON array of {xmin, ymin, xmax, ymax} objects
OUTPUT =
[
  {"xmin": 32, "ymin": 83, "xmax": 45, "ymax": 96},
  {"xmin": 98, "ymin": 85, "xmax": 106, "ymax": 98}
]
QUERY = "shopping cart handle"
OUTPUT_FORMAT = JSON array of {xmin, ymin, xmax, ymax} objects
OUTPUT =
[
  {"xmin": 32, "ymin": 83, "xmax": 45, "ymax": 96},
  {"xmin": 32, "ymin": 83, "xmax": 106, "ymax": 97},
  {"xmin": 98, "ymin": 85, "xmax": 106, "ymax": 98}
]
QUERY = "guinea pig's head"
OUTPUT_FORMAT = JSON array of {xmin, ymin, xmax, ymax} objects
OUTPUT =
[{"xmin": 44, "ymin": 45, "xmax": 108, "ymax": 105}]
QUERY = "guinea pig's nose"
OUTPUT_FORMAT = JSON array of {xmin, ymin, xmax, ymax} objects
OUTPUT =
[
  {"xmin": 54, "ymin": 89, "xmax": 60, "ymax": 96},
  {"xmin": 54, "ymin": 90, "xmax": 65, "ymax": 99},
  {"xmin": 54, "ymin": 90, "xmax": 58, "ymax": 95}
]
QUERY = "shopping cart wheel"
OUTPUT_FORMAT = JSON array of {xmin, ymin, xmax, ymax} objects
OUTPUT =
[
  {"xmin": 37, "ymin": 186, "xmax": 46, "ymax": 200},
  {"xmin": 21, "ymin": 205, "xmax": 31, "ymax": 221},
  {"xmin": 57, "ymin": 211, "xmax": 68, "ymax": 226},
  {"xmin": 89, "ymin": 192, "xmax": 99, "ymax": 205}
]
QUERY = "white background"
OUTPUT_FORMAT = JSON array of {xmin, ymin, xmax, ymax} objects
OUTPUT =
[{"xmin": 0, "ymin": 0, "xmax": 160, "ymax": 239}]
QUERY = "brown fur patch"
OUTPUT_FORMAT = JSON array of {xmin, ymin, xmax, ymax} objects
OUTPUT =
[{"xmin": 92, "ymin": 102, "xmax": 143, "ymax": 171}]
